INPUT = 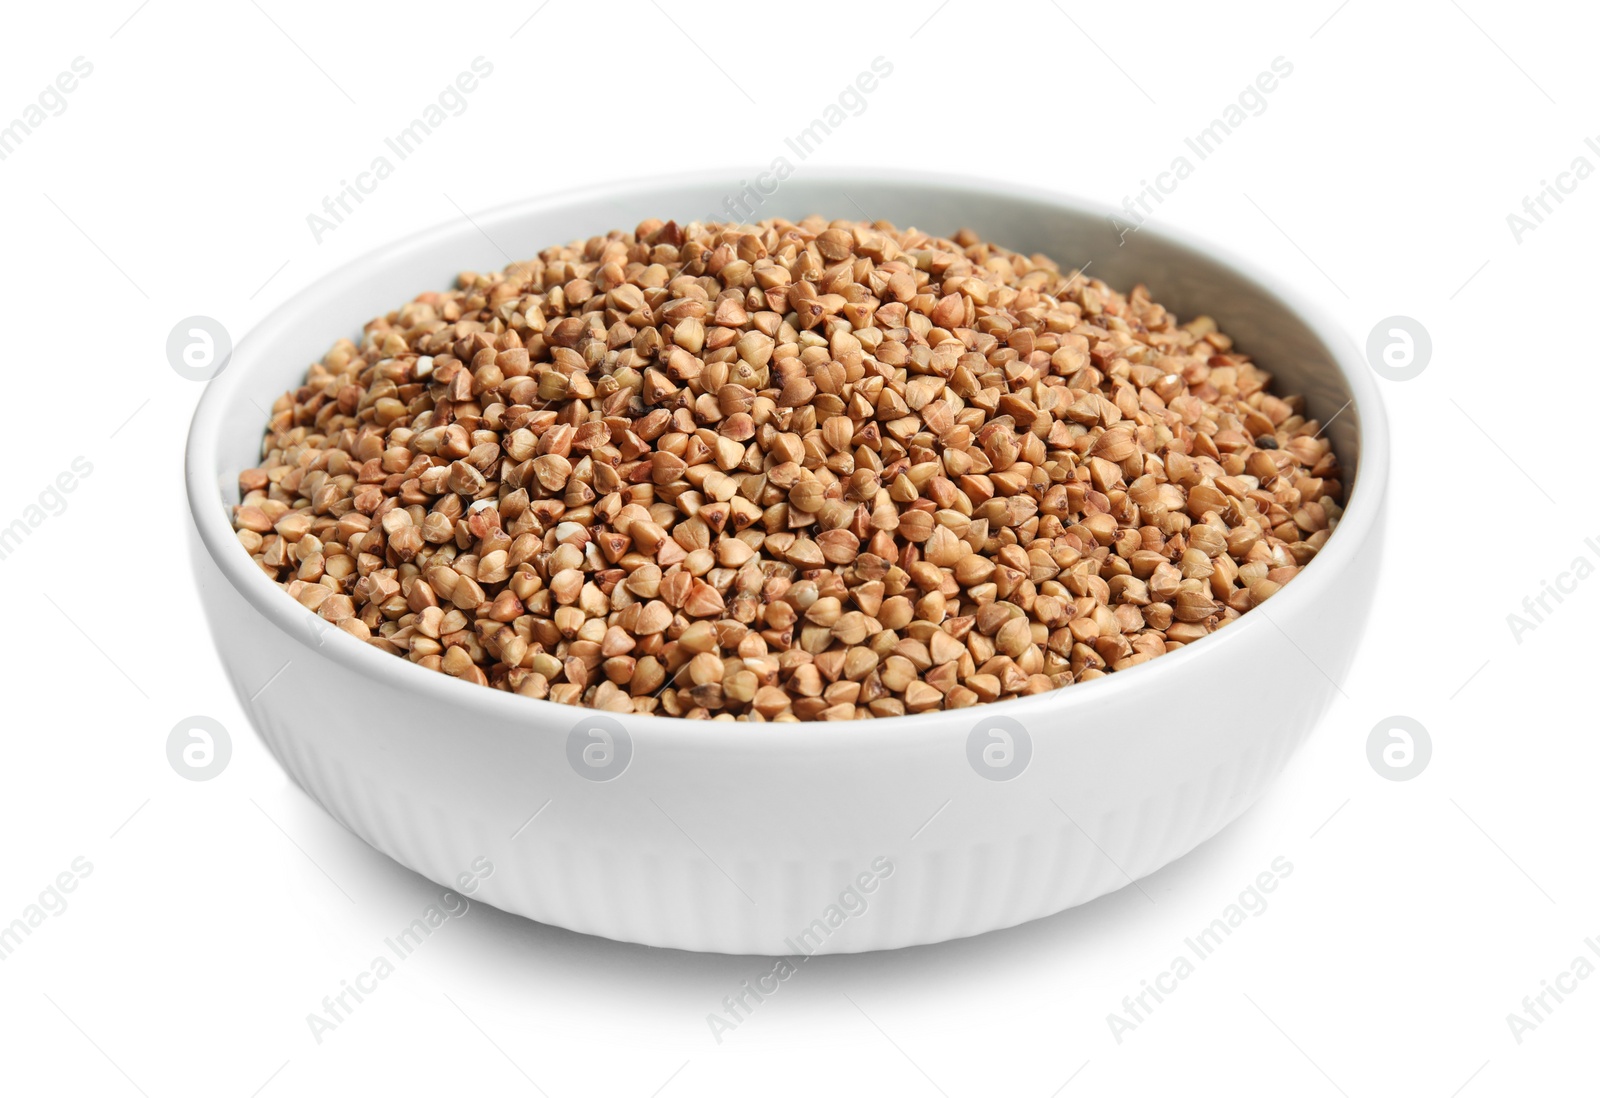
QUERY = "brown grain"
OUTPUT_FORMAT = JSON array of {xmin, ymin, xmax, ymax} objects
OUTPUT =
[{"xmin": 233, "ymin": 216, "xmax": 1343, "ymax": 720}]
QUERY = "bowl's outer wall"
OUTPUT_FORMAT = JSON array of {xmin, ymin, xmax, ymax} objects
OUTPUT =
[{"xmin": 190, "ymin": 174, "xmax": 1385, "ymax": 953}]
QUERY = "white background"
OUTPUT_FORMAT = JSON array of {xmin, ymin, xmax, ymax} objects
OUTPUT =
[{"xmin": 1, "ymin": 1, "xmax": 1593, "ymax": 1095}]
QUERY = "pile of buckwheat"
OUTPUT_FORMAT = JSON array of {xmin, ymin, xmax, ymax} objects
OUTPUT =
[{"xmin": 233, "ymin": 217, "xmax": 1343, "ymax": 720}]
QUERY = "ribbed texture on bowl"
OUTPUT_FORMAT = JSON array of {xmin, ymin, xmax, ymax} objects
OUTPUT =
[{"xmin": 228, "ymin": 649, "xmax": 1312, "ymax": 953}]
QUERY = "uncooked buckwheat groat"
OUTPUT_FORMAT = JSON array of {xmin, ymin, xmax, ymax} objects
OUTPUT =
[{"xmin": 234, "ymin": 217, "xmax": 1343, "ymax": 720}]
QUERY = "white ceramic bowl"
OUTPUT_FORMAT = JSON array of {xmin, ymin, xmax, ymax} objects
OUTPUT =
[{"xmin": 186, "ymin": 171, "xmax": 1387, "ymax": 954}]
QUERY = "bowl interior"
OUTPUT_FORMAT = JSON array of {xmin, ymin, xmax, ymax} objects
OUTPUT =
[{"xmin": 209, "ymin": 175, "xmax": 1360, "ymax": 513}]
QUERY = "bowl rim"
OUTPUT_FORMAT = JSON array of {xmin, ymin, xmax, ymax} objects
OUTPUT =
[{"xmin": 185, "ymin": 167, "xmax": 1389, "ymax": 743}]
